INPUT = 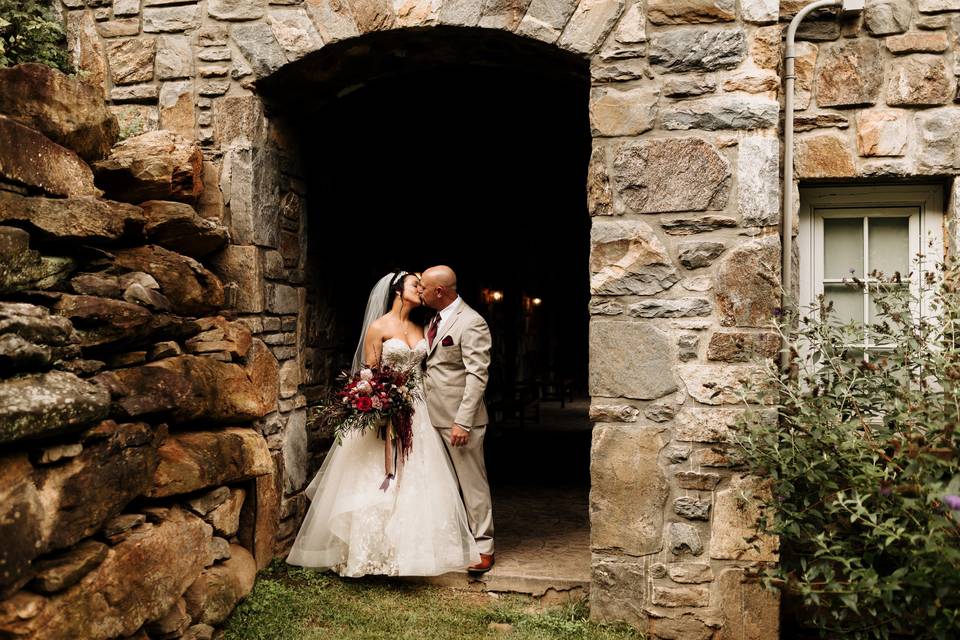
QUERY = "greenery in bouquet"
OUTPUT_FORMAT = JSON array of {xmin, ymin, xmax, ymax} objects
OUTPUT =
[
  {"xmin": 320, "ymin": 366, "xmax": 420, "ymax": 461},
  {"xmin": 736, "ymin": 263, "xmax": 960, "ymax": 639}
]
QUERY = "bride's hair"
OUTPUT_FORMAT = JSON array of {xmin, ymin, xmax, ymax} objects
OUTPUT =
[{"xmin": 386, "ymin": 270, "xmax": 428, "ymax": 325}]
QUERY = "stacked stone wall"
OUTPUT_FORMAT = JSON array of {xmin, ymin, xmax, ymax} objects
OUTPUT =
[
  {"xmin": 15, "ymin": 0, "xmax": 960, "ymax": 637},
  {"xmin": 0, "ymin": 64, "xmax": 279, "ymax": 639},
  {"xmin": 788, "ymin": 1, "xmax": 960, "ymax": 190},
  {"xmin": 51, "ymin": 0, "xmax": 791, "ymax": 636}
]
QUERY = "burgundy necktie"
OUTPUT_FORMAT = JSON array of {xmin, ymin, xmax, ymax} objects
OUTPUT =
[{"xmin": 427, "ymin": 314, "xmax": 439, "ymax": 348}]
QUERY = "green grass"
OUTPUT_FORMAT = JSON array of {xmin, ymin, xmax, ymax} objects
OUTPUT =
[{"xmin": 222, "ymin": 561, "xmax": 644, "ymax": 640}]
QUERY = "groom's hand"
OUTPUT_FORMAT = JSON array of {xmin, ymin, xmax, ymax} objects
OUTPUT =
[{"xmin": 450, "ymin": 424, "xmax": 470, "ymax": 447}]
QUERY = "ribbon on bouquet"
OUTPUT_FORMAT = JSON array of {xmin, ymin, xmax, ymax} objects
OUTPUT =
[{"xmin": 379, "ymin": 419, "xmax": 399, "ymax": 492}]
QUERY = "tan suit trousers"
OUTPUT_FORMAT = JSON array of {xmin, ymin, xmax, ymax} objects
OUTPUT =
[{"xmin": 436, "ymin": 425, "xmax": 494, "ymax": 555}]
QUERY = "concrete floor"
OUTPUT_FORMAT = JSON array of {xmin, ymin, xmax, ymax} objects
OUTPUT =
[{"xmin": 412, "ymin": 400, "xmax": 593, "ymax": 598}]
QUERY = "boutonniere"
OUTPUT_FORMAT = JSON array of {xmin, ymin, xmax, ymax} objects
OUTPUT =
[{"xmin": 441, "ymin": 336, "xmax": 455, "ymax": 347}]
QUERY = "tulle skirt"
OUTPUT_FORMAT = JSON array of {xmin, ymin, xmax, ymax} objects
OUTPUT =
[{"xmin": 286, "ymin": 397, "xmax": 480, "ymax": 576}]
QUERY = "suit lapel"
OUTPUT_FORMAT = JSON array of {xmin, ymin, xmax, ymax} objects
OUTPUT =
[{"xmin": 428, "ymin": 304, "xmax": 465, "ymax": 357}]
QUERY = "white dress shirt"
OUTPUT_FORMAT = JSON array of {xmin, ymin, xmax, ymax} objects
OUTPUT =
[
  {"xmin": 434, "ymin": 296, "xmax": 462, "ymax": 339},
  {"xmin": 432, "ymin": 296, "xmax": 468, "ymax": 430}
]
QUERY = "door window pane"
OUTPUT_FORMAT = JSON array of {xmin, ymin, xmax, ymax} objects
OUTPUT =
[
  {"xmin": 868, "ymin": 217, "xmax": 910, "ymax": 279},
  {"xmin": 824, "ymin": 218, "xmax": 863, "ymax": 279},
  {"xmin": 824, "ymin": 284, "xmax": 863, "ymax": 325}
]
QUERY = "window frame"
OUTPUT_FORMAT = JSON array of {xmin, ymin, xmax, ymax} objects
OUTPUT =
[{"xmin": 798, "ymin": 184, "xmax": 945, "ymax": 350}]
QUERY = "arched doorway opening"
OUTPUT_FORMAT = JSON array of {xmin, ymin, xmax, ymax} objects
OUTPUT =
[{"xmin": 259, "ymin": 27, "xmax": 592, "ymax": 589}]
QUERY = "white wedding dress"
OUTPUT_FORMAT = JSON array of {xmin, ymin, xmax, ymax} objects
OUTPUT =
[{"xmin": 286, "ymin": 338, "xmax": 480, "ymax": 576}]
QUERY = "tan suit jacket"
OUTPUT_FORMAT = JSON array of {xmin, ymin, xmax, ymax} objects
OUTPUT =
[{"xmin": 423, "ymin": 301, "xmax": 491, "ymax": 428}]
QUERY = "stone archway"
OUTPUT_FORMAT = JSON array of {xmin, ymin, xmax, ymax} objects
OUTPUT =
[{"xmin": 144, "ymin": 1, "xmax": 785, "ymax": 634}]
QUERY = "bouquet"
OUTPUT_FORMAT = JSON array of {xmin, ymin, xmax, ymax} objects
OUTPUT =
[{"xmin": 320, "ymin": 365, "xmax": 420, "ymax": 463}]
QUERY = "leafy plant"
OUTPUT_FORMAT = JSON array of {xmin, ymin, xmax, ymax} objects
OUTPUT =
[
  {"xmin": 736, "ymin": 264, "xmax": 960, "ymax": 638},
  {"xmin": 0, "ymin": 0, "xmax": 72, "ymax": 73}
]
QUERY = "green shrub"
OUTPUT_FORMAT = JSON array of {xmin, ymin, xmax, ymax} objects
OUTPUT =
[
  {"xmin": 0, "ymin": 0, "xmax": 72, "ymax": 73},
  {"xmin": 736, "ymin": 266, "xmax": 960, "ymax": 638}
]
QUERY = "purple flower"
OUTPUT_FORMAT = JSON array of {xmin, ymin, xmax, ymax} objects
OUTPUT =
[
  {"xmin": 772, "ymin": 307, "xmax": 783, "ymax": 318},
  {"xmin": 944, "ymin": 495, "xmax": 960, "ymax": 510},
  {"xmin": 879, "ymin": 485, "xmax": 893, "ymax": 496}
]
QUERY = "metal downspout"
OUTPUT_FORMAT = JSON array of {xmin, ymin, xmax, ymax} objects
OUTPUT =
[{"xmin": 781, "ymin": 0, "xmax": 843, "ymax": 371}]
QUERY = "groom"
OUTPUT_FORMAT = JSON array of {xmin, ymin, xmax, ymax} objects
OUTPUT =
[{"xmin": 418, "ymin": 265, "xmax": 495, "ymax": 573}]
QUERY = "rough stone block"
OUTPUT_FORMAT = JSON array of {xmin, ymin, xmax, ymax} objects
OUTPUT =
[
  {"xmin": 590, "ymin": 424, "xmax": 668, "ymax": 554},
  {"xmin": 106, "ymin": 37, "xmax": 156, "ymax": 85},
  {"xmin": 589, "ymin": 85, "xmax": 658, "ymax": 137},
  {"xmin": 143, "ymin": 5, "xmax": 202, "ymax": 32},
  {"xmin": 885, "ymin": 54, "xmax": 952, "ymax": 106},
  {"xmin": 706, "ymin": 330, "xmax": 780, "ymax": 362},
  {"xmin": 718, "ymin": 568, "xmax": 780, "ymax": 640},
  {"xmin": 864, "ymin": 0, "xmax": 911, "ymax": 35},
  {"xmin": 737, "ymin": 136, "xmax": 779, "ymax": 227},
  {"xmin": 711, "ymin": 475, "xmax": 779, "ymax": 561},
  {"xmin": 558, "ymin": 0, "xmax": 624, "ymax": 54},
  {"xmin": 661, "ymin": 95, "xmax": 778, "ymax": 131},
  {"xmin": 93, "ymin": 130, "xmax": 203, "ymax": 203},
  {"xmin": 679, "ymin": 364, "xmax": 769, "ymax": 405},
  {"xmin": 612, "ymin": 137, "xmax": 730, "ymax": 213},
  {"xmin": 0, "ymin": 116, "xmax": 99, "ymax": 197},
  {"xmin": 269, "ymin": 7, "xmax": 323, "ymax": 61},
  {"xmin": 590, "ymin": 321, "xmax": 678, "ymax": 400},
  {"xmin": 794, "ymin": 132, "xmax": 857, "ymax": 178},
  {"xmin": 652, "ymin": 585, "xmax": 710, "ymax": 607},
  {"xmin": 304, "ymin": 0, "xmax": 360, "ymax": 42},
  {"xmin": 649, "ymin": 27, "xmax": 745, "ymax": 73},
  {"xmin": 148, "ymin": 428, "xmax": 273, "ymax": 498},
  {"xmin": 590, "ymin": 219, "xmax": 678, "ymax": 295},
  {"xmin": 715, "ymin": 236, "xmax": 780, "ymax": 327},
  {"xmin": 0, "ymin": 63, "xmax": 118, "ymax": 161},
  {"xmin": 668, "ymin": 521, "xmax": 704, "ymax": 555},
  {"xmin": 590, "ymin": 561, "xmax": 646, "ymax": 626},
  {"xmin": 815, "ymin": 39, "xmax": 882, "ymax": 107},
  {"xmin": 10, "ymin": 507, "xmax": 210, "ymax": 639},
  {"xmin": 0, "ymin": 371, "xmax": 109, "ymax": 445},
  {"xmin": 647, "ymin": 0, "xmax": 734, "ymax": 24},
  {"xmin": 183, "ymin": 544, "xmax": 257, "ymax": 626},
  {"xmin": 917, "ymin": 108, "xmax": 960, "ymax": 173}
]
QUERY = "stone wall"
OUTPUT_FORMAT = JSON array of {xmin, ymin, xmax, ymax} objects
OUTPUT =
[
  {"xmin": 50, "ymin": 0, "xmax": 790, "ymax": 636},
  {"xmin": 0, "ymin": 64, "xmax": 279, "ymax": 639},
  {"xmin": 19, "ymin": 0, "xmax": 960, "ymax": 637},
  {"xmin": 789, "ymin": 2, "xmax": 960, "ymax": 182}
]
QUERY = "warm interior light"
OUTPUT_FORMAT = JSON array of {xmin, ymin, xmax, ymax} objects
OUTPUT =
[
  {"xmin": 492, "ymin": 291, "xmax": 504, "ymax": 302},
  {"xmin": 532, "ymin": 297, "xmax": 542, "ymax": 306}
]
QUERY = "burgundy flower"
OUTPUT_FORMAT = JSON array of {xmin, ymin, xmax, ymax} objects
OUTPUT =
[{"xmin": 355, "ymin": 397, "xmax": 373, "ymax": 412}]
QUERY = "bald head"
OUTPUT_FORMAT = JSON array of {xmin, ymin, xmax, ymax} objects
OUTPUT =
[
  {"xmin": 422, "ymin": 265, "xmax": 457, "ymax": 289},
  {"xmin": 419, "ymin": 265, "xmax": 459, "ymax": 310}
]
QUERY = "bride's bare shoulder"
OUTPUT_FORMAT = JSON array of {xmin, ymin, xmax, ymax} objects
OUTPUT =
[{"xmin": 367, "ymin": 314, "xmax": 394, "ymax": 339}]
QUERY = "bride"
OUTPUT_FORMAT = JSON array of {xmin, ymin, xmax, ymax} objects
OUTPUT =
[{"xmin": 286, "ymin": 271, "xmax": 480, "ymax": 576}]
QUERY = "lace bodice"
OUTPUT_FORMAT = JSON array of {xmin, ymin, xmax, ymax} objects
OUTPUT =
[{"xmin": 381, "ymin": 338, "xmax": 427, "ymax": 373}]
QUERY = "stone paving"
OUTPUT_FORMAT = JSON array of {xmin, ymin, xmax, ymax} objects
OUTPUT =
[
  {"xmin": 412, "ymin": 484, "xmax": 591, "ymax": 597},
  {"xmin": 488, "ymin": 484, "xmax": 591, "ymax": 583},
  {"xmin": 413, "ymin": 400, "xmax": 593, "ymax": 597}
]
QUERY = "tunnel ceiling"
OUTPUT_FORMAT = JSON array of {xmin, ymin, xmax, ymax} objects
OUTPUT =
[{"xmin": 255, "ymin": 26, "xmax": 591, "ymax": 118}]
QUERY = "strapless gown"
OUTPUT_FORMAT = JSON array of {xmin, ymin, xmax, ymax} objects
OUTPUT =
[{"xmin": 286, "ymin": 338, "xmax": 480, "ymax": 576}]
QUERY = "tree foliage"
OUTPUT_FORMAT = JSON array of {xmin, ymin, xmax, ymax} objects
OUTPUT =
[
  {"xmin": 0, "ymin": 0, "xmax": 72, "ymax": 73},
  {"xmin": 737, "ymin": 265, "xmax": 960, "ymax": 638}
]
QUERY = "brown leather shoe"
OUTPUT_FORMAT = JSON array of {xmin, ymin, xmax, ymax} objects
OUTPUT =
[{"xmin": 468, "ymin": 553, "xmax": 495, "ymax": 573}]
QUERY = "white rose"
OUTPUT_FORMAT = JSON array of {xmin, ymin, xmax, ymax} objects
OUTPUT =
[{"xmin": 359, "ymin": 369, "xmax": 374, "ymax": 381}]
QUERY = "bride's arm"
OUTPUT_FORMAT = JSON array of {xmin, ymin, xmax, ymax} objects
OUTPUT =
[{"xmin": 362, "ymin": 322, "xmax": 384, "ymax": 368}]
